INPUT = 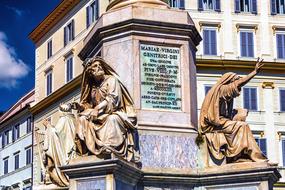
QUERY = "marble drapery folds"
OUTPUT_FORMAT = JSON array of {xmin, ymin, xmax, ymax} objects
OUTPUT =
[
  {"xmin": 199, "ymin": 72, "xmax": 267, "ymax": 163},
  {"xmin": 75, "ymin": 57, "xmax": 138, "ymax": 162}
]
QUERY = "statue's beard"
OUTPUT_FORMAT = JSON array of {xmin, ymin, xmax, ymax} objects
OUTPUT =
[{"xmin": 93, "ymin": 70, "xmax": 105, "ymax": 82}]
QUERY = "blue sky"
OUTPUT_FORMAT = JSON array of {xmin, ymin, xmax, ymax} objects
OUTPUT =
[{"xmin": 0, "ymin": 0, "xmax": 60, "ymax": 111}]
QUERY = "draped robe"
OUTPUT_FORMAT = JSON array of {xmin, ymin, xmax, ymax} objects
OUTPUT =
[
  {"xmin": 199, "ymin": 72, "xmax": 267, "ymax": 162},
  {"xmin": 76, "ymin": 74, "xmax": 137, "ymax": 162}
]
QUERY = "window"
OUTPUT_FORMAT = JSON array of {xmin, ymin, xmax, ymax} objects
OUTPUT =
[
  {"xmin": 14, "ymin": 153, "xmax": 19, "ymax": 170},
  {"xmin": 3, "ymin": 158, "xmax": 8, "ymax": 174},
  {"xmin": 46, "ymin": 70, "xmax": 53, "ymax": 96},
  {"xmin": 255, "ymin": 138, "xmax": 267, "ymax": 156},
  {"xmin": 86, "ymin": 0, "xmax": 99, "ymax": 28},
  {"xmin": 282, "ymin": 139, "xmax": 285, "ymax": 166},
  {"xmin": 23, "ymin": 187, "xmax": 32, "ymax": 190},
  {"xmin": 235, "ymin": 0, "xmax": 257, "ymax": 14},
  {"xmin": 198, "ymin": 0, "xmax": 221, "ymax": 11},
  {"xmin": 66, "ymin": 55, "xmax": 74, "ymax": 82},
  {"xmin": 277, "ymin": 34, "xmax": 285, "ymax": 59},
  {"xmin": 240, "ymin": 31, "xmax": 254, "ymax": 57},
  {"xmin": 169, "ymin": 0, "xmax": 185, "ymax": 9},
  {"xmin": 205, "ymin": 85, "xmax": 212, "ymax": 95},
  {"xmin": 27, "ymin": 117, "xmax": 32, "ymax": 133},
  {"xmin": 243, "ymin": 87, "xmax": 257, "ymax": 111},
  {"xmin": 64, "ymin": 20, "xmax": 75, "ymax": 46},
  {"xmin": 2, "ymin": 130, "xmax": 9, "ymax": 148},
  {"xmin": 26, "ymin": 147, "xmax": 32, "ymax": 165},
  {"xmin": 280, "ymin": 89, "xmax": 285, "ymax": 112},
  {"xmin": 12, "ymin": 124, "xmax": 20, "ymax": 142},
  {"xmin": 271, "ymin": 0, "xmax": 285, "ymax": 14},
  {"xmin": 47, "ymin": 39, "xmax": 52, "ymax": 59},
  {"xmin": 203, "ymin": 29, "xmax": 217, "ymax": 55}
]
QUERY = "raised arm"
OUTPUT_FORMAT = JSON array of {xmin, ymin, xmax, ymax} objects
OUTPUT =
[{"xmin": 235, "ymin": 57, "xmax": 264, "ymax": 88}]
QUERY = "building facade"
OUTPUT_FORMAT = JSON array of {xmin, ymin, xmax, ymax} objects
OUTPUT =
[
  {"xmin": 180, "ymin": 0, "xmax": 285, "ymax": 188},
  {"xmin": 0, "ymin": 90, "xmax": 34, "ymax": 190},
  {"xmin": 29, "ymin": 0, "xmax": 285, "ymax": 188}
]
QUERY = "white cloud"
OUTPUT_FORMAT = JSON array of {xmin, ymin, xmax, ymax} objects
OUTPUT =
[
  {"xmin": 6, "ymin": 6, "xmax": 24, "ymax": 17},
  {"xmin": 0, "ymin": 32, "xmax": 29, "ymax": 88}
]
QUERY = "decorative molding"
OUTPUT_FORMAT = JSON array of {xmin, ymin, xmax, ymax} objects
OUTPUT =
[
  {"xmin": 272, "ymin": 25, "xmax": 285, "ymax": 35},
  {"xmin": 44, "ymin": 65, "xmax": 54, "ymax": 74},
  {"xmin": 63, "ymin": 48, "xmax": 75, "ymax": 60},
  {"xmin": 262, "ymin": 82, "xmax": 275, "ymax": 89},
  {"xmin": 236, "ymin": 23, "xmax": 258, "ymax": 33},
  {"xmin": 199, "ymin": 21, "xmax": 222, "ymax": 32},
  {"xmin": 29, "ymin": 0, "xmax": 80, "ymax": 43},
  {"xmin": 196, "ymin": 58, "xmax": 285, "ymax": 74}
]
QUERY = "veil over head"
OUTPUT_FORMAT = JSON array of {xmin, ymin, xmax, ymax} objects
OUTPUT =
[
  {"xmin": 80, "ymin": 57, "xmax": 136, "ymax": 118},
  {"xmin": 199, "ymin": 72, "xmax": 239, "ymax": 133}
]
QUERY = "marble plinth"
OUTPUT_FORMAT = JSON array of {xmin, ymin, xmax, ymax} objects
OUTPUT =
[{"xmin": 60, "ymin": 158, "xmax": 142, "ymax": 190}]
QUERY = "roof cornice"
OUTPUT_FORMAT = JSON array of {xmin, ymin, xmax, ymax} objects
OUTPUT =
[
  {"xmin": 197, "ymin": 59, "xmax": 285, "ymax": 73},
  {"xmin": 29, "ymin": 0, "xmax": 80, "ymax": 44}
]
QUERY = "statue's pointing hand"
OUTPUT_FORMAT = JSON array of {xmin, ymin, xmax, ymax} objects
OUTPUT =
[{"xmin": 255, "ymin": 57, "xmax": 264, "ymax": 73}]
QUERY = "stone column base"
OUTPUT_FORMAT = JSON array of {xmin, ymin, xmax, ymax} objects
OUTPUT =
[{"xmin": 60, "ymin": 158, "xmax": 142, "ymax": 190}]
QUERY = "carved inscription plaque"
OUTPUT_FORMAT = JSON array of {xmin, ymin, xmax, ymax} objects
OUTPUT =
[{"xmin": 140, "ymin": 44, "xmax": 181, "ymax": 111}]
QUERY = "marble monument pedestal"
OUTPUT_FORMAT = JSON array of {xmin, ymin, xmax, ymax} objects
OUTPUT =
[{"xmin": 60, "ymin": 158, "xmax": 142, "ymax": 190}]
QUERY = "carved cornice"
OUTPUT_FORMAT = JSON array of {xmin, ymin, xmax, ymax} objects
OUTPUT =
[
  {"xmin": 196, "ymin": 59, "xmax": 285, "ymax": 73},
  {"xmin": 29, "ymin": 0, "xmax": 80, "ymax": 44},
  {"xmin": 262, "ymin": 82, "xmax": 275, "ymax": 89}
]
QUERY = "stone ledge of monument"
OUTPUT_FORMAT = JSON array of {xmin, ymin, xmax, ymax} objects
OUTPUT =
[
  {"xmin": 33, "ymin": 184, "xmax": 69, "ymax": 190},
  {"xmin": 79, "ymin": 6, "xmax": 201, "ymax": 60},
  {"xmin": 79, "ymin": 18, "xmax": 201, "ymax": 60},
  {"xmin": 60, "ymin": 158, "xmax": 142, "ymax": 184}
]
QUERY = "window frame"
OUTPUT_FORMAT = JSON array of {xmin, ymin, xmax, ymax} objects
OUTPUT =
[
  {"xmin": 12, "ymin": 124, "xmax": 20, "ymax": 142},
  {"xmin": 14, "ymin": 152, "xmax": 20, "ymax": 170},
  {"xmin": 65, "ymin": 54, "xmax": 74, "ymax": 83},
  {"xmin": 202, "ymin": 27, "xmax": 219, "ymax": 56},
  {"xmin": 86, "ymin": 0, "xmax": 99, "ymax": 28},
  {"xmin": 47, "ymin": 39, "xmax": 53, "ymax": 59},
  {"xmin": 255, "ymin": 137, "xmax": 267, "ymax": 157},
  {"xmin": 169, "ymin": 0, "xmax": 185, "ymax": 9},
  {"xmin": 243, "ymin": 86, "xmax": 258, "ymax": 111},
  {"xmin": 27, "ymin": 116, "xmax": 32, "ymax": 133},
  {"xmin": 25, "ymin": 146, "xmax": 32, "ymax": 165},
  {"xmin": 3, "ymin": 157, "xmax": 9, "ymax": 174},
  {"xmin": 275, "ymin": 32, "xmax": 285, "ymax": 59},
  {"xmin": 238, "ymin": 29, "xmax": 255, "ymax": 58},
  {"xmin": 46, "ymin": 70, "xmax": 53, "ymax": 96},
  {"xmin": 280, "ymin": 88, "xmax": 285, "ymax": 112},
  {"xmin": 64, "ymin": 20, "xmax": 75, "ymax": 46}
]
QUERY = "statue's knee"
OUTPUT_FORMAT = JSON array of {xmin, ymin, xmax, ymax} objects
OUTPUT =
[{"xmin": 107, "ymin": 114, "xmax": 119, "ymax": 122}]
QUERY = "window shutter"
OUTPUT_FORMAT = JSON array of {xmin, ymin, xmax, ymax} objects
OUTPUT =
[
  {"xmin": 259, "ymin": 138, "xmax": 267, "ymax": 156},
  {"xmin": 243, "ymin": 88, "xmax": 250, "ymax": 109},
  {"xmin": 210, "ymin": 30, "xmax": 217, "ymax": 55},
  {"xmin": 280, "ymin": 90, "xmax": 285, "ymax": 111},
  {"xmin": 271, "ymin": 0, "xmax": 277, "ymax": 15},
  {"xmin": 96, "ymin": 0, "xmax": 99, "ymax": 19},
  {"xmin": 2, "ymin": 133, "xmax": 5, "ymax": 148},
  {"xmin": 215, "ymin": 0, "xmax": 221, "ymax": 12},
  {"xmin": 282, "ymin": 140, "xmax": 285, "ymax": 166},
  {"xmin": 250, "ymin": 88, "xmax": 257, "ymax": 110},
  {"xmin": 251, "ymin": 0, "xmax": 257, "ymax": 14},
  {"xmin": 240, "ymin": 32, "xmax": 247, "ymax": 57},
  {"xmin": 203, "ymin": 30, "xmax": 210, "ymax": 55},
  {"xmin": 179, "ymin": 0, "xmax": 185, "ymax": 9},
  {"xmin": 235, "ymin": 0, "xmax": 241, "ymax": 13},
  {"xmin": 198, "ymin": 0, "xmax": 203, "ymax": 11},
  {"xmin": 71, "ymin": 20, "xmax": 75, "ymax": 40},
  {"xmin": 248, "ymin": 32, "xmax": 254, "ymax": 57},
  {"xmin": 64, "ymin": 27, "xmax": 67, "ymax": 46},
  {"xmin": 277, "ymin": 34, "xmax": 285, "ymax": 59},
  {"xmin": 86, "ymin": 6, "xmax": 90, "ymax": 28}
]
